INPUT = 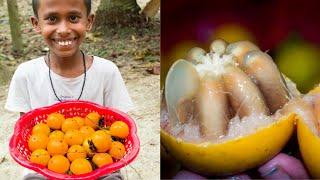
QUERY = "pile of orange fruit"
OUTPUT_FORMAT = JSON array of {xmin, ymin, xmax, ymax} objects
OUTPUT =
[{"xmin": 28, "ymin": 111, "xmax": 129, "ymax": 175}]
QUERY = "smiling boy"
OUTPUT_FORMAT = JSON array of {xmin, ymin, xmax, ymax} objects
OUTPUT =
[{"xmin": 5, "ymin": 0, "xmax": 133, "ymax": 179}]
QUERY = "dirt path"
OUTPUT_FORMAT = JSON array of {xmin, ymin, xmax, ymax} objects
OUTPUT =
[{"xmin": 0, "ymin": 67, "xmax": 160, "ymax": 179}]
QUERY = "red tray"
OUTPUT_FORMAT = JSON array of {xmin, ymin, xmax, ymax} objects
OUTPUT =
[{"xmin": 9, "ymin": 100, "xmax": 140, "ymax": 180}]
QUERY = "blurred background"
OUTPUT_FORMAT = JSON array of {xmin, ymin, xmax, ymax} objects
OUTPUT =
[{"xmin": 161, "ymin": 0, "xmax": 320, "ymax": 93}]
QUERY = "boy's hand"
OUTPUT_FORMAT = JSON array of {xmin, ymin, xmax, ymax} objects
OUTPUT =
[{"xmin": 172, "ymin": 153, "xmax": 309, "ymax": 179}]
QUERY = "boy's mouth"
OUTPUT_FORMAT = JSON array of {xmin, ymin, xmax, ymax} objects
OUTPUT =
[{"xmin": 52, "ymin": 37, "xmax": 78, "ymax": 48}]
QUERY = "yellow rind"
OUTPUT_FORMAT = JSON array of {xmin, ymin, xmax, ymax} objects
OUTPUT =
[
  {"xmin": 297, "ymin": 116, "xmax": 320, "ymax": 178},
  {"xmin": 161, "ymin": 113, "xmax": 295, "ymax": 175}
]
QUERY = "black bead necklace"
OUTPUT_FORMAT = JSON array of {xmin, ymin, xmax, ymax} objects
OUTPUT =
[{"xmin": 47, "ymin": 50, "xmax": 86, "ymax": 102}]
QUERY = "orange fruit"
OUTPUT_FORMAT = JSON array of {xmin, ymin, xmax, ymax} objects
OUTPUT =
[
  {"xmin": 64, "ymin": 129, "xmax": 83, "ymax": 146},
  {"xmin": 92, "ymin": 153, "xmax": 113, "ymax": 167},
  {"xmin": 48, "ymin": 155, "xmax": 70, "ymax": 174},
  {"xmin": 73, "ymin": 116, "xmax": 85, "ymax": 127},
  {"xmin": 82, "ymin": 138, "xmax": 95, "ymax": 157},
  {"xmin": 47, "ymin": 139, "xmax": 68, "ymax": 156},
  {"xmin": 110, "ymin": 121, "xmax": 129, "ymax": 138},
  {"xmin": 30, "ymin": 149, "xmax": 51, "ymax": 166},
  {"xmin": 79, "ymin": 126, "xmax": 95, "ymax": 139},
  {"xmin": 84, "ymin": 112, "xmax": 101, "ymax": 129},
  {"xmin": 46, "ymin": 113, "xmax": 65, "ymax": 130},
  {"xmin": 49, "ymin": 130, "xmax": 65, "ymax": 141},
  {"xmin": 70, "ymin": 158, "xmax": 92, "ymax": 175},
  {"xmin": 61, "ymin": 118, "xmax": 80, "ymax": 132},
  {"xmin": 28, "ymin": 134, "xmax": 49, "ymax": 152},
  {"xmin": 32, "ymin": 123, "xmax": 50, "ymax": 136},
  {"xmin": 109, "ymin": 141, "xmax": 126, "ymax": 159},
  {"xmin": 91, "ymin": 130, "xmax": 112, "ymax": 153},
  {"xmin": 67, "ymin": 145, "xmax": 87, "ymax": 162}
]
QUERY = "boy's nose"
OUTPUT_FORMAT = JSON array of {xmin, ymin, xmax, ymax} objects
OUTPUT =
[{"xmin": 56, "ymin": 21, "xmax": 71, "ymax": 36}]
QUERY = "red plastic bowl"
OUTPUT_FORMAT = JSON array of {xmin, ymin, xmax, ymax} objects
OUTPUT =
[{"xmin": 9, "ymin": 100, "xmax": 140, "ymax": 180}]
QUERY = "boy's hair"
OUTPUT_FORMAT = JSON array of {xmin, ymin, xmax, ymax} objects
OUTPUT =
[{"xmin": 32, "ymin": 0, "xmax": 92, "ymax": 18}]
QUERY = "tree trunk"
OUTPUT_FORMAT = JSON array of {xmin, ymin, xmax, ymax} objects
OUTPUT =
[
  {"xmin": 7, "ymin": 0, "xmax": 23, "ymax": 54},
  {"xmin": 142, "ymin": 0, "xmax": 160, "ymax": 18},
  {"xmin": 94, "ymin": 0, "xmax": 144, "ymax": 31}
]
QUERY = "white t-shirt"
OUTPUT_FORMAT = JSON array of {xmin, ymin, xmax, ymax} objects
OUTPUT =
[{"xmin": 5, "ymin": 56, "xmax": 134, "ymax": 113}]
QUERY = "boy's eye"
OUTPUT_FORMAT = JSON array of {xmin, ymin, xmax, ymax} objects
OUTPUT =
[
  {"xmin": 70, "ymin": 15, "xmax": 79, "ymax": 23},
  {"xmin": 48, "ymin": 16, "xmax": 57, "ymax": 23}
]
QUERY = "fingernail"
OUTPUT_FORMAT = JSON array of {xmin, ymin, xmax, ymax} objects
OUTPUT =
[{"xmin": 259, "ymin": 165, "xmax": 291, "ymax": 179}]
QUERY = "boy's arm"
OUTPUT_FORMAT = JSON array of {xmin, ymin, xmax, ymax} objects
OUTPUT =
[{"xmin": 5, "ymin": 64, "xmax": 31, "ymax": 113}]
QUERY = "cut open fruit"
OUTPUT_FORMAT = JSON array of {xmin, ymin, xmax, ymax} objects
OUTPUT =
[
  {"xmin": 161, "ymin": 39, "xmax": 299, "ymax": 175},
  {"xmin": 297, "ymin": 85, "xmax": 320, "ymax": 178}
]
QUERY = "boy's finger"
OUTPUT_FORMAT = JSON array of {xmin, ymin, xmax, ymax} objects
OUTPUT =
[
  {"xmin": 258, "ymin": 153, "xmax": 309, "ymax": 179},
  {"xmin": 259, "ymin": 165, "xmax": 291, "ymax": 179},
  {"xmin": 173, "ymin": 170, "xmax": 207, "ymax": 179},
  {"xmin": 226, "ymin": 173, "xmax": 252, "ymax": 179}
]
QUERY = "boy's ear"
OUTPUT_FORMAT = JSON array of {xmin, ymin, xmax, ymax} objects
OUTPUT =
[
  {"xmin": 30, "ymin": 16, "xmax": 41, "ymax": 33},
  {"xmin": 86, "ymin": 14, "xmax": 95, "ymax": 31}
]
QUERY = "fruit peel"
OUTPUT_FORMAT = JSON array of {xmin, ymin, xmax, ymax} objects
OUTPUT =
[
  {"xmin": 161, "ymin": 113, "xmax": 295, "ymax": 176},
  {"xmin": 297, "ymin": 116, "xmax": 320, "ymax": 178}
]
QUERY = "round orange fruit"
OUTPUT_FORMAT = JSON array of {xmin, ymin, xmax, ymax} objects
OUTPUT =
[
  {"xmin": 48, "ymin": 155, "xmax": 70, "ymax": 174},
  {"xmin": 67, "ymin": 145, "xmax": 87, "ymax": 162},
  {"xmin": 84, "ymin": 112, "xmax": 101, "ymax": 129},
  {"xmin": 64, "ymin": 129, "xmax": 83, "ymax": 146},
  {"xmin": 46, "ymin": 112, "xmax": 65, "ymax": 130},
  {"xmin": 30, "ymin": 149, "xmax": 51, "ymax": 166},
  {"xmin": 91, "ymin": 130, "xmax": 112, "ymax": 153},
  {"xmin": 110, "ymin": 121, "xmax": 129, "ymax": 138},
  {"xmin": 61, "ymin": 118, "xmax": 80, "ymax": 132},
  {"xmin": 32, "ymin": 123, "xmax": 50, "ymax": 136},
  {"xmin": 28, "ymin": 133, "xmax": 49, "ymax": 152},
  {"xmin": 79, "ymin": 126, "xmax": 95, "ymax": 139},
  {"xmin": 49, "ymin": 130, "xmax": 65, "ymax": 141},
  {"xmin": 82, "ymin": 138, "xmax": 95, "ymax": 157},
  {"xmin": 92, "ymin": 153, "xmax": 113, "ymax": 167},
  {"xmin": 109, "ymin": 141, "xmax": 126, "ymax": 160},
  {"xmin": 73, "ymin": 116, "xmax": 85, "ymax": 127},
  {"xmin": 70, "ymin": 158, "xmax": 93, "ymax": 175},
  {"xmin": 47, "ymin": 139, "xmax": 68, "ymax": 156}
]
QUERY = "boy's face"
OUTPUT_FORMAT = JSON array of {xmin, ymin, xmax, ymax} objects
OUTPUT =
[{"xmin": 31, "ymin": 0, "xmax": 94, "ymax": 58}]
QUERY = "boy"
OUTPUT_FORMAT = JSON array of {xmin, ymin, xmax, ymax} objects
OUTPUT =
[{"xmin": 5, "ymin": 0, "xmax": 133, "ymax": 179}]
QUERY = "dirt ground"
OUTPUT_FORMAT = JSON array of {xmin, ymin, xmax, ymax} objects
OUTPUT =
[{"xmin": 0, "ymin": 0, "xmax": 160, "ymax": 179}]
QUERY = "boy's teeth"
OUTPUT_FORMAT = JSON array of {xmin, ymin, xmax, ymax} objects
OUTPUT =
[{"xmin": 57, "ymin": 40, "xmax": 72, "ymax": 46}]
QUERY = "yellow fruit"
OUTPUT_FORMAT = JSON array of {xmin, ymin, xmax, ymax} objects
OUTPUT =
[
  {"xmin": 109, "ymin": 141, "xmax": 126, "ymax": 160},
  {"xmin": 73, "ymin": 116, "xmax": 85, "ymax": 127},
  {"xmin": 79, "ymin": 126, "xmax": 95, "ymax": 139},
  {"xmin": 46, "ymin": 113, "xmax": 65, "ymax": 130},
  {"xmin": 91, "ymin": 130, "xmax": 112, "ymax": 153},
  {"xmin": 110, "ymin": 121, "xmax": 129, "ymax": 138},
  {"xmin": 92, "ymin": 153, "xmax": 113, "ymax": 167},
  {"xmin": 161, "ymin": 113, "xmax": 295, "ymax": 175},
  {"xmin": 48, "ymin": 155, "xmax": 70, "ymax": 174},
  {"xmin": 61, "ymin": 118, "xmax": 80, "ymax": 132},
  {"xmin": 28, "ymin": 134, "xmax": 49, "ymax": 152},
  {"xmin": 32, "ymin": 123, "xmax": 50, "ymax": 136},
  {"xmin": 49, "ymin": 130, "xmax": 65, "ymax": 141},
  {"xmin": 64, "ymin": 129, "xmax": 83, "ymax": 146},
  {"xmin": 297, "ymin": 86, "xmax": 320, "ymax": 178},
  {"xmin": 47, "ymin": 139, "xmax": 68, "ymax": 156},
  {"xmin": 70, "ymin": 158, "xmax": 92, "ymax": 175},
  {"xmin": 30, "ymin": 149, "xmax": 50, "ymax": 166},
  {"xmin": 82, "ymin": 138, "xmax": 95, "ymax": 157},
  {"xmin": 85, "ymin": 112, "xmax": 101, "ymax": 129},
  {"xmin": 67, "ymin": 145, "xmax": 87, "ymax": 162}
]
